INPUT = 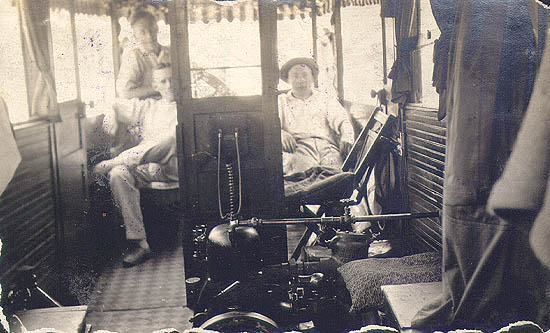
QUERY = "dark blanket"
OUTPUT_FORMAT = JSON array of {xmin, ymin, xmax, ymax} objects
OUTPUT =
[{"xmin": 284, "ymin": 166, "xmax": 354, "ymax": 202}]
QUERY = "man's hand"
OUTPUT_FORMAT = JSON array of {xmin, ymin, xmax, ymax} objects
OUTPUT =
[
  {"xmin": 102, "ymin": 111, "xmax": 119, "ymax": 137},
  {"xmin": 281, "ymin": 130, "xmax": 297, "ymax": 153},
  {"xmin": 120, "ymin": 87, "xmax": 160, "ymax": 100},
  {"xmin": 352, "ymin": 221, "xmax": 372, "ymax": 234},
  {"xmin": 339, "ymin": 140, "xmax": 353, "ymax": 158},
  {"xmin": 92, "ymin": 159, "xmax": 118, "ymax": 176}
]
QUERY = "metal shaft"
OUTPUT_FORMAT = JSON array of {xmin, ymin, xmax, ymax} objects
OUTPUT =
[{"xmin": 237, "ymin": 211, "xmax": 439, "ymax": 227}]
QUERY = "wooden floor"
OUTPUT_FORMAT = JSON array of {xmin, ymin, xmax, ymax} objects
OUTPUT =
[
  {"xmin": 75, "ymin": 221, "xmax": 306, "ymax": 332},
  {"xmin": 84, "ymin": 244, "xmax": 193, "ymax": 332}
]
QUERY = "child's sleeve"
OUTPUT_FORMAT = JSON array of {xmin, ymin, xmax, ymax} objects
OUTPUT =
[{"xmin": 116, "ymin": 49, "xmax": 142, "ymax": 99}]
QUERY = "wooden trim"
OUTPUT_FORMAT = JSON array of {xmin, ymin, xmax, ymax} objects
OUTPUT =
[
  {"xmin": 333, "ymin": 0, "xmax": 344, "ymax": 102},
  {"xmin": 312, "ymin": 0, "xmax": 318, "ymax": 87},
  {"xmin": 176, "ymin": 0, "xmax": 193, "ymax": 103},
  {"xmin": 110, "ymin": 8, "xmax": 121, "ymax": 85},
  {"xmin": 404, "ymin": 103, "xmax": 439, "ymax": 113},
  {"xmin": 12, "ymin": 119, "xmax": 51, "ymax": 131},
  {"xmin": 69, "ymin": 0, "xmax": 81, "ymax": 101},
  {"xmin": 175, "ymin": 0, "xmax": 199, "ymax": 213},
  {"xmin": 381, "ymin": 16, "xmax": 388, "ymax": 85},
  {"xmin": 259, "ymin": 0, "xmax": 285, "ymax": 217},
  {"xmin": 49, "ymin": 122, "xmax": 64, "ymax": 265}
]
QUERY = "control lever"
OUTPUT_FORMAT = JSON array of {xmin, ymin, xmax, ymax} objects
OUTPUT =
[
  {"xmin": 297, "ymin": 273, "xmax": 324, "ymax": 287},
  {"xmin": 214, "ymin": 280, "xmax": 241, "ymax": 299}
]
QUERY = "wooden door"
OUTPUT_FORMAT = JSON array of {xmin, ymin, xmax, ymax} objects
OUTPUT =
[
  {"xmin": 169, "ymin": 0, "xmax": 286, "ymax": 283},
  {"xmin": 48, "ymin": 5, "xmax": 89, "ymax": 260},
  {"xmin": 54, "ymin": 101, "xmax": 89, "ymax": 256}
]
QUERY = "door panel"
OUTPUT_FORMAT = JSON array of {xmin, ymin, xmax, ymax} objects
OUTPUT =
[
  {"xmin": 55, "ymin": 101, "xmax": 88, "ymax": 254},
  {"xmin": 171, "ymin": 1, "xmax": 286, "ymax": 290}
]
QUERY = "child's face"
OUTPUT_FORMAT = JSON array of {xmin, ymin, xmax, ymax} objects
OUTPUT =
[
  {"xmin": 153, "ymin": 68, "xmax": 174, "ymax": 102},
  {"xmin": 132, "ymin": 18, "xmax": 158, "ymax": 51}
]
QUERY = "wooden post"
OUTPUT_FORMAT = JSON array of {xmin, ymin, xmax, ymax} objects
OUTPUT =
[
  {"xmin": 333, "ymin": 0, "xmax": 344, "ymax": 102},
  {"xmin": 382, "ymin": 16, "xmax": 388, "ymax": 85},
  {"xmin": 70, "ymin": 0, "xmax": 81, "ymax": 101},
  {"xmin": 110, "ymin": 7, "xmax": 121, "ymax": 88}
]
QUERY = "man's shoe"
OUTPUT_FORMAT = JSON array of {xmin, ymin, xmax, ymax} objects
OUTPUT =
[{"xmin": 123, "ymin": 246, "xmax": 151, "ymax": 267}]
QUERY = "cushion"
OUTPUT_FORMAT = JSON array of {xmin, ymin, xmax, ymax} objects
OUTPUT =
[{"xmin": 337, "ymin": 252, "xmax": 442, "ymax": 313}]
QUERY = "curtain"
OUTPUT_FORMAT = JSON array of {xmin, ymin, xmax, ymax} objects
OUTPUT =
[
  {"xmin": 411, "ymin": 0, "xmax": 548, "ymax": 329},
  {"xmin": 18, "ymin": 0, "xmax": 61, "ymax": 122},
  {"xmin": 387, "ymin": 0, "xmax": 418, "ymax": 104}
]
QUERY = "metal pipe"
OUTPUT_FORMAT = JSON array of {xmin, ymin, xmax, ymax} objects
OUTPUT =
[
  {"xmin": 352, "ymin": 211, "xmax": 439, "ymax": 222},
  {"xmin": 237, "ymin": 211, "xmax": 439, "ymax": 227},
  {"xmin": 36, "ymin": 286, "xmax": 63, "ymax": 308}
]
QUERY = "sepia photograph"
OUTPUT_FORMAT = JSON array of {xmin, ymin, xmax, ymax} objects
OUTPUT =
[{"xmin": 0, "ymin": 0, "xmax": 549, "ymax": 332}]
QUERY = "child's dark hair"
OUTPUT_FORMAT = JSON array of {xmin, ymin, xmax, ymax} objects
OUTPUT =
[{"xmin": 130, "ymin": 10, "xmax": 157, "ymax": 27}]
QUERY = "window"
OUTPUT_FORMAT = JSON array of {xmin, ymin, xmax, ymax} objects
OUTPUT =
[
  {"xmin": 75, "ymin": 13, "xmax": 115, "ymax": 113},
  {"xmin": 0, "ymin": 2, "xmax": 29, "ymax": 123},
  {"xmin": 341, "ymin": 5, "xmax": 385, "ymax": 105},
  {"xmin": 417, "ymin": 0, "xmax": 441, "ymax": 108},
  {"xmin": 50, "ymin": 8, "xmax": 78, "ymax": 103},
  {"xmin": 187, "ymin": 0, "xmax": 262, "ymax": 98}
]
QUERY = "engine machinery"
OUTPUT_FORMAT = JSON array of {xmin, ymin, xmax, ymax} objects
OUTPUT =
[{"xmin": 183, "ymin": 127, "xmax": 439, "ymax": 332}]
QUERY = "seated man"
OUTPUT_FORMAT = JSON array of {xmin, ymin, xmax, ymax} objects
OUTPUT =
[
  {"xmin": 117, "ymin": 10, "xmax": 170, "ymax": 100},
  {"xmin": 279, "ymin": 57, "xmax": 355, "ymax": 176},
  {"xmin": 94, "ymin": 63, "xmax": 178, "ymax": 267}
]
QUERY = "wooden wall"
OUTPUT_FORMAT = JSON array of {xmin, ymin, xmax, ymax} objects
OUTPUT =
[
  {"xmin": 0, "ymin": 122, "xmax": 60, "ymax": 298},
  {"xmin": 403, "ymin": 105, "xmax": 445, "ymax": 252}
]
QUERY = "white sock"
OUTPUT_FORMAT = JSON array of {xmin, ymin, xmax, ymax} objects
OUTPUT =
[{"xmin": 138, "ymin": 239, "xmax": 150, "ymax": 249}]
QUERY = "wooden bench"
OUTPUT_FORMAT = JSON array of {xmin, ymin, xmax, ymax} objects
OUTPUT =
[
  {"xmin": 9, "ymin": 305, "xmax": 89, "ymax": 332},
  {"xmin": 381, "ymin": 282, "xmax": 442, "ymax": 332}
]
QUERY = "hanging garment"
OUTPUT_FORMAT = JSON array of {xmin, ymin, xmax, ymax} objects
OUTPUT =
[
  {"xmin": 0, "ymin": 97, "xmax": 21, "ymax": 196},
  {"xmin": 412, "ymin": 0, "xmax": 548, "ymax": 329},
  {"xmin": 487, "ymin": 25, "xmax": 550, "ymax": 271}
]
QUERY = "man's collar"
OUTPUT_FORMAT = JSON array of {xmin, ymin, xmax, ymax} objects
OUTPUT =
[{"xmin": 287, "ymin": 89, "xmax": 317, "ymax": 101}]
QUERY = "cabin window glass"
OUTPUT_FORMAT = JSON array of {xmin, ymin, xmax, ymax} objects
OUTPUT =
[
  {"xmin": 75, "ymin": 14, "xmax": 116, "ymax": 114},
  {"xmin": 417, "ymin": 0, "xmax": 440, "ymax": 108},
  {"xmin": 341, "ymin": 5, "xmax": 385, "ymax": 105},
  {"xmin": 316, "ymin": 14, "xmax": 339, "ymax": 97},
  {"xmin": 50, "ymin": 8, "xmax": 78, "ymax": 103},
  {"xmin": 0, "ymin": 2, "xmax": 29, "ymax": 123},
  {"xmin": 187, "ymin": 1, "xmax": 262, "ymax": 98}
]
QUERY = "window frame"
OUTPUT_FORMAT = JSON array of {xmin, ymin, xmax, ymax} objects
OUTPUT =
[{"xmin": 49, "ymin": 5, "xmax": 82, "ymax": 104}]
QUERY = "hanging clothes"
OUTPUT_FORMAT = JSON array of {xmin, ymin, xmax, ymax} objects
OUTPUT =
[
  {"xmin": 412, "ymin": 0, "xmax": 549, "ymax": 329},
  {"xmin": 487, "ymin": 24, "xmax": 550, "ymax": 272}
]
